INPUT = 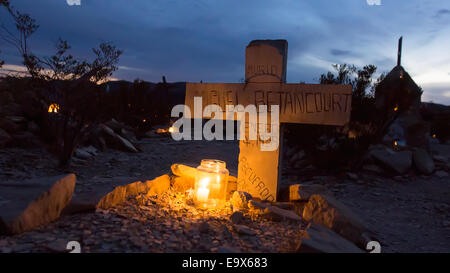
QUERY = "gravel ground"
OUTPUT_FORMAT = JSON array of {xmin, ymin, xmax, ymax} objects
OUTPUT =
[
  {"xmin": 0, "ymin": 188, "xmax": 305, "ymax": 253},
  {"xmin": 0, "ymin": 136, "xmax": 449, "ymax": 253}
]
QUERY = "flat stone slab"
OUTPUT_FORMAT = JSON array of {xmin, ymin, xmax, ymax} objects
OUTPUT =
[
  {"xmin": 297, "ymin": 223, "xmax": 364, "ymax": 253},
  {"xmin": 62, "ymin": 176, "xmax": 140, "ymax": 215},
  {"xmin": 96, "ymin": 174, "xmax": 170, "ymax": 209},
  {"xmin": 303, "ymin": 194, "xmax": 372, "ymax": 249},
  {"xmin": 0, "ymin": 174, "xmax": 76, "ymax": 235},
  {"xmin": 370, "ymin": 147, "xmax": 412, "ymax": 174},
  {"xmin": 289, "ymin": 184, "xmax": 330, "ymax": 201}
]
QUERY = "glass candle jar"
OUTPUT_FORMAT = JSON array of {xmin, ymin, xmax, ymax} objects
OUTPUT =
[{"xmin": 193, "ymin": 159, "xmax": 229, "ymax": 209}]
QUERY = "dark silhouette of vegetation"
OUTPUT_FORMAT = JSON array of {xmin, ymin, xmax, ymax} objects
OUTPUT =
[
  {"xmin": 0, "ymin": 1, "xmax": 122, "ymax": 83},
  {"xmin": 318, "ymin": 64, "xmax": 382, "ymax": 124},
  {"xmin": 0, "ymin": 1, "xmax": 123, "ymax": 167},
  {"xmin": 286, "ymin": 64, "xmax": 387, "ymax": 171}
]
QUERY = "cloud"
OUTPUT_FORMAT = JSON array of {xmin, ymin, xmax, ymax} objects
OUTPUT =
[
  {"xmin": 421, "ymin": 82, "xmax": 450, "ymax": 105},
  {"xmin": 1, "ymin": 0, "xmax": 449, "ymax": 105},
  {"xmin": 0, "ymin": 64, "xmax": 29, "ymax": 77},
  {"xmin": 436, "ymin": 9, "xmax": 450, "ymax": 16},
  {"xmin": 330, "ymin": 49, "xmax": 352, "ymax": 56}
]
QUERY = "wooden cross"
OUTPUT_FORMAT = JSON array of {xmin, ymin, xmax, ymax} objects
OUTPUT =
[{"xmin": 184, "ymin": 40, "xmax": 352, "ymax": 201}]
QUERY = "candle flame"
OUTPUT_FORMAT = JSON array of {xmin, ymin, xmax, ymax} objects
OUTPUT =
[
  {"xmin": 199, "ymin": 177, "xmax": 210, "ymax": 188},
  {"xmin": 197, "ymin": 178, "xmax": 210, "ymax": 203}
]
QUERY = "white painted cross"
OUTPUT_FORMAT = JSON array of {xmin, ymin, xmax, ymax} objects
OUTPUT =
[{"xmin": 184, "ymin": 40, "xmax": 352, "ymax": 201}]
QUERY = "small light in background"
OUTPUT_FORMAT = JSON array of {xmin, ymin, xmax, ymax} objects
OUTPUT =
[{"xmin": 48, "ymin": 103, "xmax": 60, "ymax": 113}]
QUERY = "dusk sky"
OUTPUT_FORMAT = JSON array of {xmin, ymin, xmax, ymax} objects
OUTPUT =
[{"xmin": 1, "ymin": 0, "xmax": 449, "ymax": 104}]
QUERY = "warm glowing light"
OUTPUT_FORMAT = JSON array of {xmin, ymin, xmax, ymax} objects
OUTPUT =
[
  {"xmin": 199, "ymin": 177, "xmax": 210, "ymax": 188},
  {"xmin": 143, "ymin": 119, "xmax": 146, "ymax": 123},
  {"xmin": 394, "ymin": 141, "xmax": 398, "ymax": 146},
  {"xmin": 432, "ymin": 134, "xmax": 437, "ymax": 138},
  {"xmin": 193, "ymin": 159, "xmax": 229, "ymax": 209},
  {"xmin": 348, "ymin": 131, "xmax": 357, "ymax": 139},
  {"xmin": 48, "ymin": 103, "xmax": 60, "ymax": 113},
  {"xmin": 197, "ymin": 188, "xmax": 210, "ymax": 203},
  {"xmin": 168, "ymin": 127, "xmax": 175, "ymax": 133},
  {"xmin": 196, "ymin": 178, "xmax": 210, "ymax": 203},
  {"xmin": 394, "ymin": 105, "xmax": 399, "ymax": 112}
]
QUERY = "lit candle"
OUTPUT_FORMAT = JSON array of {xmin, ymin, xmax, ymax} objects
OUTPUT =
[
  {"xmin": 197, "ymin": 178, "xmax": 210, "ymax": 203},
  {"xmin": 197, "ymin": 188, "xmax": 209, "ymax": 203}
]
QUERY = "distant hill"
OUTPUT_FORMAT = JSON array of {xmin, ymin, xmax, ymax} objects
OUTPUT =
[{"xmin": 101, "ymin": 80, "xmax": 186, "ymax": 107}]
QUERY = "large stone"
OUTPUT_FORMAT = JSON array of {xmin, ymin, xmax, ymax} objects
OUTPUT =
[
  {"xmin": 171, "ymin": 176, "xmax": 192, "ymax": 193},
  {"xmin": 297, "ymin": 223, "xmax": 364, "ymax": 253},
  {"xmin": 263, "ymin": 205, "xmax": 302, "ymax": 222},
  {"xmin": 63, "ymin": 176, "xmax": 139, "ymax": 215},
  {"xmin": 120, "ymin": 128, "xmax": 137, "ymax": 142},
  {"xmin": 303, "ymin": 194, "xmax": 372, "ymax": 249},
  {"xmin": 144, "ymin": 174, "xmax": 171, "ymax": 197},
  {"xmin": 96, "ymin": 184, "xmax": 127, "ymax": 210},
  {"xmin": 231, "ymin": 191, "xmax": 252, "ymax": 211},
  {"xmin": 248, "ymin": 199, "xmax": 269, "ymax": 210},
  {"xmin": 289, "ymin": 184, "xmax": 329, "ymax": 201},
  {"xmin": 74, "ymin": 147, "xmax": 94, "ymax": 160},
  {"xmin": 370, "ymin": 146, "xmax": 412, "ymax": 174},
  {"xmin": 0, "ymin": 174, "xmax": 76, "ymax": 235},
  {"xmin": 170, "ymin": 164, "xmax": 197, "ymax": 191},
  {"xmin": 100, "ymin": 124, "xmax": 138, "ymax": 153},
  {"xmin": 234, "ymin": 224, "xmax": 256, "ymax": 236},
  {"xmin": 104, "ymin": 118, "xmax": 128, "ymax": 132},
  {"xmin": 413, "ymin": 148, "xmax": 435, "ymax": 174},
  {"xmin": 97, "ymin": 174, "xmax": 170, "ymax": 209}
]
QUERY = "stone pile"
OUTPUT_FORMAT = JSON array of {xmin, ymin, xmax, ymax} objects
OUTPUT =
[
  {"xmin": 0, "ymin": 161, "xmax": 382, "ymax": 253},
  {"xmin": 283, "ymin": 138, "xmax": 449, "ymax": 178}
]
